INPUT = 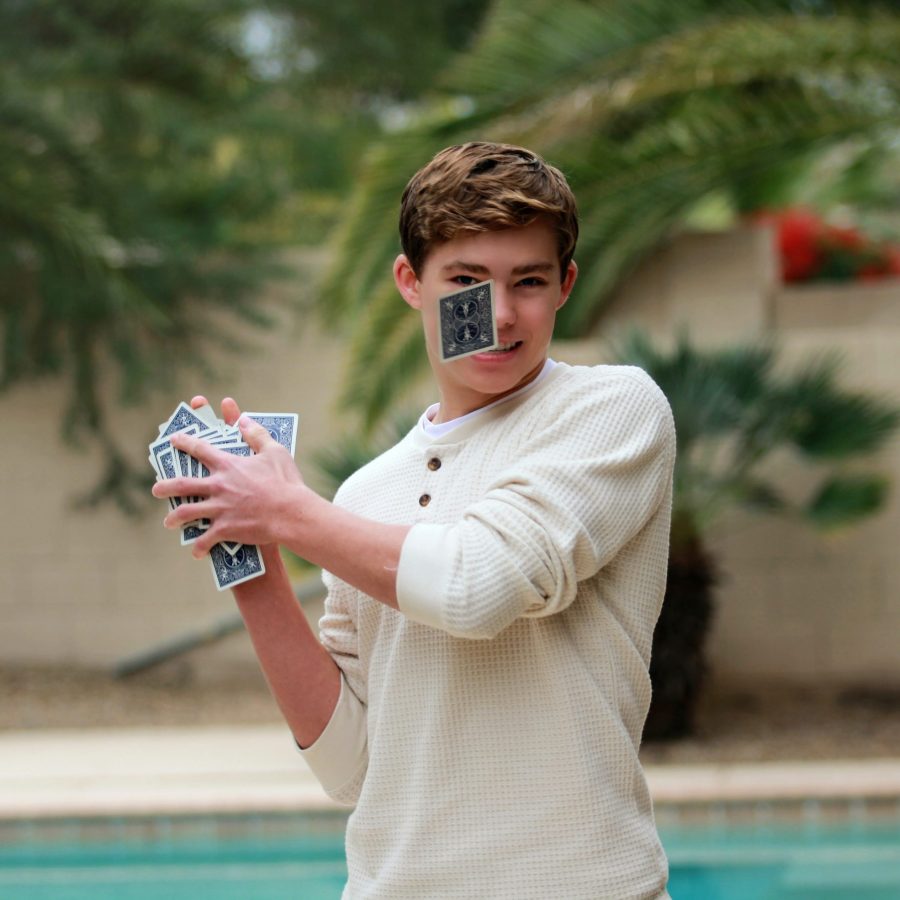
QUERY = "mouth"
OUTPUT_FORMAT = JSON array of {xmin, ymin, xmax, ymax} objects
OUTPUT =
[{"xmin": 484, "ymin": 340, "xmax": 522, "ymax": 354}]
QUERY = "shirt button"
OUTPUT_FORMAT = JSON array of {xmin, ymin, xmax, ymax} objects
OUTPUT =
[
  {"xmin": 427, "ymin": 457, "xmax": 442, "ymax": 471},
  {"xmin": 419, "ymin": 493, "xmax": 431, "ymax": 507}
]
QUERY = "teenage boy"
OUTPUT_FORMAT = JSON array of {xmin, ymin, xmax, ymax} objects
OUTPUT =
[{"xmin": 155, "ymin": 142, "xmax": 675, "ymax": 899}]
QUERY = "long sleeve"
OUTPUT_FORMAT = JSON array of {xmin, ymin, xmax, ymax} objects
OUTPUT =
[
  {"xmin": 297, "ymin": 568, "xmax": 368, "ymax": 805},
  {"xmin": 396, "ymin": 368, "xmax": 675, "ymax": 639}
]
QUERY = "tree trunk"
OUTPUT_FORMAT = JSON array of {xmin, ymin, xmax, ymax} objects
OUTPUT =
[{"xmin": 643, "ymin": 536, "xmax": 716, "ymax": 741}]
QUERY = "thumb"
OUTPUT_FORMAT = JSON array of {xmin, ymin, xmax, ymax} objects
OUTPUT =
[{"xmin": 238, "ymin": 415, "xmax": 276, "ymax": 453}]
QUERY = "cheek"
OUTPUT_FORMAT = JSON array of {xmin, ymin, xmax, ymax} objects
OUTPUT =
[
  {"xmin": 522, "ymin": 297, "xmax": 559, "ymax": 332},
  {"xmin": 419, "ymin": 307, "xmax": 440, "ymax": 353}
]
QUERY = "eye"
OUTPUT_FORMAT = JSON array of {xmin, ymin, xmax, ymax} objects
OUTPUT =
[
  {"xmin": 516, "ymin": 276, "xmax": 547, "ymax": 288},
  {"xmin": 451, "ymin": 274, "xmax": 479, "ymax": 286}
]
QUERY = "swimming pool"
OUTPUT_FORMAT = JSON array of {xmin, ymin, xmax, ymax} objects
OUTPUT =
[
  {"xmin": 0, "ymin": 811, "xmax": 348, "ymax": 900},
  {"xmin": 1, "ymin": 803, "xmax": 898, "ymax": 899}
]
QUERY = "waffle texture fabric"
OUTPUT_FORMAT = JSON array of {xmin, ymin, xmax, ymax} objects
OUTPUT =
[{"xmin": 301, "ymin": 362, "xmax": 675, "ymax": 899}]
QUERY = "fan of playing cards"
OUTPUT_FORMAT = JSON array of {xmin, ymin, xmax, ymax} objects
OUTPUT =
[{"xmin": 149, "ymin": 402, "xmax": 298, "ymax": 591}]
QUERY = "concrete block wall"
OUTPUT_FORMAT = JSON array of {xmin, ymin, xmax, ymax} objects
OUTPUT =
[
  {"xmin": 0, "ymin": 274, "xmax": 349, "ymax": 671},
  {"xmin": 2, "ymin": 229, "xmax": 898, "ymax": 690}
]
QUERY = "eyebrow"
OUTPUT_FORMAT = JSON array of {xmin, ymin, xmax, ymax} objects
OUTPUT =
[{"xmin": 440, "ymin": 261, "xmax": 556, "ymax": 276}]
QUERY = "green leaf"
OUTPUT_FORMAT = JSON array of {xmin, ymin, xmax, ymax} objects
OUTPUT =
[{"xmin": 805, "ymin": 474, "xmax": 891, "ymax": 531}]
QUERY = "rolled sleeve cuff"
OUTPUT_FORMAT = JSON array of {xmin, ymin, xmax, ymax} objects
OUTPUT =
[
  {"xmin": 297, "ymin": 674, "xmax": 367, "ymax": 796},
  {"xmin": 396, "ymin": 523, "xmax": 457, "ymax": 631}
]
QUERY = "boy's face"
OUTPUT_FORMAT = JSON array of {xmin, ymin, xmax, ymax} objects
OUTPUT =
[{"xmin": 394, "ymin": 220, "xmax": 577, "ymax": 422}]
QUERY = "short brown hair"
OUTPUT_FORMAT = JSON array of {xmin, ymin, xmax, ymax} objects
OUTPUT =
[{"xmin": 399, "ymin": 142, "xmax": 579, "ymax": 279}]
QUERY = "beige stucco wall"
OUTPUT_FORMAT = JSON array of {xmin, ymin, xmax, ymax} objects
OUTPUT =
[
  {"xmin": 598, "ymin": 225, "xmax": 900, "ymax": 688},
  {"xmin": 1, "ymin": 228, "xmax": 898, "ymax": 688},
  {"xmin": 0, "ymin": 263, "xmax": 350, "ymax": 672}
]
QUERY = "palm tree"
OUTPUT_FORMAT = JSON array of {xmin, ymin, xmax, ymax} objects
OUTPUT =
[
  {"xmin": 319, "ymin": 0, "xmax": 900, "ymax": 429},
  {"xmin": 615, "ymin": 330, "xmax": 899, "ymax": 739}
]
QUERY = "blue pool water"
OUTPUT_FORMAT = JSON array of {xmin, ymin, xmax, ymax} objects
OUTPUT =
[
  {"xmin": 663, "ymin": 817, "xmax": 900, "ymax": 900},
  {"xmin": 1, "ymin": 807, "xmax": 899, "ymax": 899}
]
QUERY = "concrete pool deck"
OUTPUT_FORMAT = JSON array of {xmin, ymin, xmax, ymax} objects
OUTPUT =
[{"xmin": 1, "ymin": 725, "xmax": 900, "ymax": 820}]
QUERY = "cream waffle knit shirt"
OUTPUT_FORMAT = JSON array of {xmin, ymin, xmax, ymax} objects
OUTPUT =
[{"xmin": 301, "ymin": 362, "xmax": 675, "ymax": 899}]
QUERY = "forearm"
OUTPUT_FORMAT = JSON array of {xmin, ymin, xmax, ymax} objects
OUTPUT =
[
  {"xmin": 276, "ymin": 486, "xmax": 410, "ymax": 610},
  {"xmin": 232, "ymin": 544, "xmax": 341, "ymax": 748}
]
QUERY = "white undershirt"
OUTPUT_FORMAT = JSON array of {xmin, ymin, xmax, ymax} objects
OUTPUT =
[{"xmin": 420, "ymin": 358, "xmax": 557, "ymax": 439}]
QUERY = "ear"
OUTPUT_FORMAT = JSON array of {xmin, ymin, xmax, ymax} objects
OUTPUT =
[
  {"xmin": 555, "ymin": 260, "xmax": 578, "ymax": 311},
  {"xmin": 393, "ymin": 255, "xmax": 422, "ymax": 310}
]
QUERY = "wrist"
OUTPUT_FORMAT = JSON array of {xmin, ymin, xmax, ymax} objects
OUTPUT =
[
  {"xmin": 231, "ymin": 543, "xmax": 285, "ymax": 603},
  {"xmin": 273, "ymin": 481, "xmax": 323, "ymax": 549}
]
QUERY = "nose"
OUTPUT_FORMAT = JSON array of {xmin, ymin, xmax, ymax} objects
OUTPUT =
[{"xmin": 494, "ymin": 286, "xmax": 516, "ymax": 329}]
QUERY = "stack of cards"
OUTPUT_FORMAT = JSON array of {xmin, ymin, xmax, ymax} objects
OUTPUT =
[
  {"xmin": 149, "ymin": 402, "xmax": 298, "ymax": 591},
  {"xmin": 438, "ymin": 279, "xmax": 498, "ymax": 362}
]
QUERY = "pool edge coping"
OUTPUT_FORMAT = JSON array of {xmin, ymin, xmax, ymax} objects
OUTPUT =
[{"xmin": 1, "ymin": 725, "xmax": 899, "ymax": 820}]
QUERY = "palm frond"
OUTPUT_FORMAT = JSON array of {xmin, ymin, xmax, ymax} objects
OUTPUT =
[
  {"xmin": 339, "ymin": 279, "xmax": 430, "ymax": 432},
  {"xmin": 319, "ymin": 133, "xmax": 450, "ymax": 326},
  {"xmin": 779, "ymin": 356, "xmax": 900, "ymax": 460},
  {"xmin": 325, "ymin": 1, "xmax": 900, "ymax": 426},
  {"xmin": 615, "ymin": 331, "xmax": 899, "ymax": 536},
  {"xmin": 805, "ymin": 473, "xmax": 892, "ymax": 531}
]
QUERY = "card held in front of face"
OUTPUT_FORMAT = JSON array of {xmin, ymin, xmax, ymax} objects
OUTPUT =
[{"xmin": 437, "ymin": 279, "xmax": 498, "ymax": 363}]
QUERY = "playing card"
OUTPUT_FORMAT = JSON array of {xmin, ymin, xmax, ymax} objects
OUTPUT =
[
  {"xmin": 152, "ymin": 400, "xmax": 295, "ymax": 592},
  {"xmin": 180, "ymin": 519, "xmax": 210, "ymax": 546},
  {"xmin": 221, "ymin": 445, "xmax": 252, "ymax": 460},
  {"xmin": 149, "ymin": 425, "xmax": 200, "ymax": 511},
  {"xmin": 156, "ymin": 447, "xmax": 188, "ymax": 511},
  {"xmin": 148, "ymin": 425, "xmax": 199, "ymax": 480},
  {"xmin": 191, "ymin": 403, "xmax": 220, "ymax": 430},
  {"xmin": 245, "ymin": 413, "xmax": 299, "ymax": 457},
  {"xmin": 437, "ymin": 279, "xmax": 498, "ymax": 362},
  {"xmin": 180, "ymin": 451, "xmax": 220, "ymax": 545},
  {"xmin": 156, "ymin": 447, "xmax": 179, "ymax": 482},
  {"xmin": 157, "ymin": 402, "xmax": 213, "ymax": 439},
  {"xmin": 209, "ymin": 541, "xmax": 266, "ymax": 591},
  {"xmin": 174, "ymin": 445, "xmax": 192, "ymax": 482}
]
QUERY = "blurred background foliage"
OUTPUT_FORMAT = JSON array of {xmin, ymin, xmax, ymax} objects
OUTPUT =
[
  {"xmin": 0, "ymin": 0, "xmax": 489, "ymax": 510},
  {"xmin": 614, "ymin": 331, "xmax": 899, "ymax": 738},
  {"xmin": 3, "ymin": 0, "xmax": 900, "ymax": 512},
  {"xmin": 322, "ymin": 0, "xmax": 900, "ymax": 428}
]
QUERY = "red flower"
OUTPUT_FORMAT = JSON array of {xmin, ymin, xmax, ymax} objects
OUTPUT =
[
  {"xmin": 888, "ymin": 248, "xmax": 900, "ymax": 276},
  {"xmin": 776, "ymin": 209, "xmax": 822, "ymax": 282},
  {"xmin": 857, "ymin": 263, "xmax": 887, "ymax": 281},
  {"xmin": 822, "ymin": 224, "xmax": 864, "ymax": 251},
  {"xmin": 750, "ymin": 207, "xmax": 900, "ymax": 283}
]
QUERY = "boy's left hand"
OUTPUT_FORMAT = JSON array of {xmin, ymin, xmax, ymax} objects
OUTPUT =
[{"xmin": 152, "ymin": 404, "xmax": 305, "ymax": 557}]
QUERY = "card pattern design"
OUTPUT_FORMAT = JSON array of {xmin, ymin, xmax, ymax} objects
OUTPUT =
[
  {"xmin": 245, "ymin": 413, "xmax": 299, "ymax": 458},
  {"xmin": 438, "ymin": 280, "xmax": 498, "ymax": 362},
  {"xmin": 208, "ymin": 542, "xmax": 266, "ymax": 591}
]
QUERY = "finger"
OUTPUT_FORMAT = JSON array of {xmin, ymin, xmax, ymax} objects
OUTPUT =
[
  {"xmin": 192, "ymin": 529, "xmax": 219, "ymax": 558},
  {"xmin": 221, "ymin": 396, "xmax": 242, "ymax": 427},
  {"xmin": 238, "ymin": 414, "xmax": 277, "ymax": 454},
  {"xmin": 169, "ymin": 431, "xmax": 228, "ymax": 468},
  {"xmin": 163, "ymin": 504, "xmax": 213, "ymax": 534},
  {"xmin": 190, "ymin": 395, "xmax": 210, "ymax": 410},
  {"xmin": 153, "ymin": 477, "xmax": 211, "ymax": 501}
]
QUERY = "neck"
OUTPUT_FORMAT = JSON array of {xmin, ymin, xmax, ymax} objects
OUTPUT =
[{"xmin": 432, "ymin": 359, "xmax": 547, "ymax": 424}]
